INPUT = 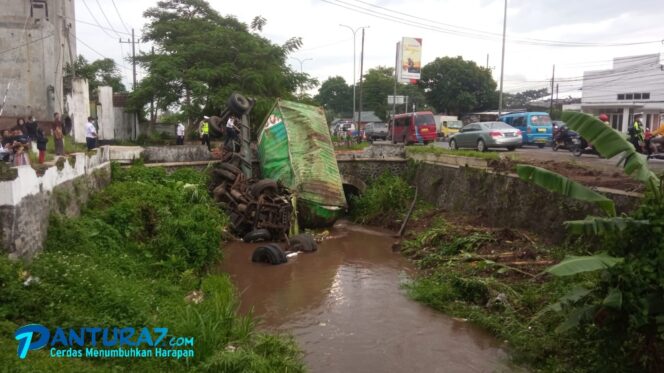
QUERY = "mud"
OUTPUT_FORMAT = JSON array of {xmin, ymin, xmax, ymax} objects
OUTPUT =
[{"xmin": 219, "ymin": 221, "xmax": 509, "ymax": 372}]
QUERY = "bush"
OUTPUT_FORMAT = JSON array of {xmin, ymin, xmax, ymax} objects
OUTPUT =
[
  {"xmin": 0, "ymin": 166, "xmax": 303, "ymax": 371},
  {"xmin": 350, "ymin": 173, "xmax": 414, "ymax": 226}
]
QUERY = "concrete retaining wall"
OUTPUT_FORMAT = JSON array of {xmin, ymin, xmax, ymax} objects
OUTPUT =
[
  {"xmin": 109, "ymin": 145, "xmax": 213, "ymax": 164},
  {"xmin": 337, "ymin": 158, "xmax": 408, "ymax": 182},
  {"xmin": 412, "ymin": 162, "xmax": 640, "ymax": 243},
  {"xmin": 0, "ymin": 147, "xmax": 112, "ymax": 259}
]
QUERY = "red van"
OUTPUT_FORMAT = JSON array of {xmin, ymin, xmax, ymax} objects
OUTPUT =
[{"xmin": 388, "ymin": 111, "xmax": 437, "ymax": 144}]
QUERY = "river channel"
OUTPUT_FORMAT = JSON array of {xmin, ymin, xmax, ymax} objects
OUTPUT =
[{"xmin": 220, "ymin": 221, "xmax": 509, "ymax": 372}]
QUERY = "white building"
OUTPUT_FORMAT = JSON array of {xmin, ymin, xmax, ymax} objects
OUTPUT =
[
  {"xmin": 0, "ymin": 0, "xmax": 76, "ymax": 122},
  {"xmin": 563, "ymin": 54, "xmax": 664, "ymax": 132}
]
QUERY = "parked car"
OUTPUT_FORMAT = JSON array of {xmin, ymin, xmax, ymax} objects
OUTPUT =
[
  {"xmin": 387, "ymin": 111, "xmax": 437, "ymax": 145},
  {"xmin": 449, "ymin": 121, "xmax": 522, "ymax": 152},
  {"xmin": 365, "ymin": 122, "xmax": 388, "ymax": 141},
  {"xmin": 498, "ymin": 111, "xmax": 553, "ymax": 148}
]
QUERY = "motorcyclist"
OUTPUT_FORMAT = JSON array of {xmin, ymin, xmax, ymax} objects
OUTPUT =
[
  {"xmin": 628, "ymin": 114, "xmax": 645, "ymax": 152},
  {"xmin": 649, "ymin": 125, "xmax": 664, "ymax": 156}
]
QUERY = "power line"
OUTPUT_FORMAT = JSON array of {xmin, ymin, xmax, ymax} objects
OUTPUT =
[
  {"xmin": 80, "ymin": 0, "xmax": 120, "ymax": 39},
  {"xmin": 74, "ymin": 34, "xmax": 132, "ymax": 71},
  {"xmin": 63, "ymin": 15, "xmax": 131, "ymax": 35},
  {"xmin": 111, "ymin": 0, "xmax": 131, "ymax": 34},
  {"xmin": 0, "ymin": 34, "xmax": 54, "ymax": 56},
  {"xmin": 95, "ymin": 0, "xmax": 123, "ymax": 38},
  {"xmin": 325, "ymin": 0, "xmax": 661, "ymax": 48}
]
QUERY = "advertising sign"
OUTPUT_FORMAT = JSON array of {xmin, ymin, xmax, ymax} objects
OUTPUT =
[{"xmin": 397, "ymin": 37, "xmax": 422, "ymax": 82}]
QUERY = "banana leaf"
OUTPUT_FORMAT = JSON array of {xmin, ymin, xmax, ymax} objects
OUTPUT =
[
  {"xmin": 555, "ymin": 304, "xmax": 598, "ymax": 334},
  {"xmin": 517, "ymin": 165, "xmax": 616, "ymax": 217},
  {"xmin": 546, "ymin": 253, "xmax": 623, "ymax": 277},
  {"xmin": 564, "ymin": 217, "xmax": 650, "ymax": 235},
  {"xmin": 602, "ymin": 288, "xmax": 623, "ymax": 309},
  {"xmin": 562, "ymin": 111, "xmax": 659, "ymax": 190}
]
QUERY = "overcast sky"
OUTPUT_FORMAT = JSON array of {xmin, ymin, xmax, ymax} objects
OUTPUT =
[{"xmin": 75, "ymin": 0, "xmax": 664, "ymax": 97}]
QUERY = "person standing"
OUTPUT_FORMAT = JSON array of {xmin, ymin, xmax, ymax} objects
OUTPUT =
[
  {"xmin": 200, "ymin": 116, "xmax": 211, "ymax": 151},
  {"xmin": 52, "ymin": 112, "xmax": 65, "ymax": 156},
  {"xmin": 36, "ymin": 128, "xmax": 48, "ymax": 164},
  {"xmin": 629, "ymin": 114, "xmax": 645, "ymax": 152},
  {"xmin": 224, "ymin": 115, "xmax": 238, "ymax": 150},
  {"xmin": 85, "ymin": 116, "xmax": 97, "ymax": 151},
  {"xmin": 176, "ymin": 122, "xmax": 185, "ymax": 145}
]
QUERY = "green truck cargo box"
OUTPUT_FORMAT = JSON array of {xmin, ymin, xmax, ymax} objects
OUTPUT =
[{"xmin": 257, "ymin": 100, "xmax": 347, "ymax": 228}]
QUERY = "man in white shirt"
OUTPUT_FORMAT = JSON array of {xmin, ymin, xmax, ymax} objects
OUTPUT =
[
  {"xmin": 85, "ymin": 117, "xmax": 97, "ymax": 151},
  {"xmin": 176, "ymin": 122, "xmax": 185, "ymax": 145},
  {"xmin": 224, "ymin": 115, "xmax": 238, "ymax": 149}
]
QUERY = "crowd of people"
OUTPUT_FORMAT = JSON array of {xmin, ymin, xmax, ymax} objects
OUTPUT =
[{"xmin": 1, "ymin": 113, "xmax": 71, "ymax": 166}]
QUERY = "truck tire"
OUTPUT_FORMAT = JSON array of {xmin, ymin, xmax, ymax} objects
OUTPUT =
[
  {"xmin": 289, "ymin": 234, "xmax": 317, "ymax": 252},
  {"xmin": 229, "ymin": 93, "xmax": 250, "ymax": 114},
  {"xmin": 251, "ymin": 245, "xmax": 285, "ymax": 265},
  {"xmin": 219, "ymin": 163, "xmax": 242, "ymax": 175},
  {"xmin": 250, "ymin": 179, "xmax": 278, "ymax": 197},
  {"xmin": 266, "ymin": 243, "xmax": 288, "ymax": 263},
  {"xmin": 244, "ymin": 229, "xmax": 272, "ymax": 243},
  {"xmin": 214, "ymin": 169, "xmax": 237, "ymax": 182}
]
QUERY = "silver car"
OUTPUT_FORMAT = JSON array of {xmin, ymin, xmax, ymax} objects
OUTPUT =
[{"xmin": 449, "ymin": 121, "xmax": 522, "ymax": 152}]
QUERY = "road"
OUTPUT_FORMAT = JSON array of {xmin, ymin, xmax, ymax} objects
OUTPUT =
[{"xmin": 430, "ymin": 140, "xmax": 664, "ymax": 174}]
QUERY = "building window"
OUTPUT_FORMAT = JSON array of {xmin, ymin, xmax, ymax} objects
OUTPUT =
[
  {"xmin": 30, "ymin": 0, "xmax": 49, "ymax": 19},
  {"xmin": 634, "ymin": 93, "xmax": 642, "ymax": 100},
  {"xmin": 625, "ymin": 93, "xmax": 633, "ymax": 100},
  {"xmin": 643, "ymin": 93, "xmax": 650, "ymax": 100},
  {"xmin": 617, "ymin": 94, "xmax": 625, "ymax": 100}
]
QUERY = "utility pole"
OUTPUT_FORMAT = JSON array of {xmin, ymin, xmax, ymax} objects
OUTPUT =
[
  {"xmin": 119, "ymin": 28, "xmax": 137, "ymax": 90},
  {"xmin": 486, "ymin": 53, "xmax": 489, "ymax": 69},
  {"xmin": 358, "ymin": 28, "xmax": 365, "ymax": 131},
  {"xmin": 549, "ymin": 64, "xmax": 555, "ymax": 114},
  {"xmin": 290, "ymin": 57, "xmax": 312, "ymax": 97},
  {"xmin": 498, "ymin": 0, "xmax": 508, "ymax": 116},
  {"xmin": 392, "ymin": 42, "xmax": 398, "ymax": 141},
  {"xmin": 340, "ymin": 24, "xmax": 369, "ymax": 121},
  {"xmin": 120, "ymin": 28, "xmax": 138, "ymax": 139}
]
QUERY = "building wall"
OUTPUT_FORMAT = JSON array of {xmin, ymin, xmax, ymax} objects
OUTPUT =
[
  {"xmin": 97, "ymin": 86, "xmax": 114, "ymax": 140},
  {"xmin": 579, "ymin": 54, "xmax": 664, "ymax": 132},
  {"xmin": 0, "ymin": 0, "xmax": 76, "ymax": 121},
  {"xmin": 67, "ymin": 77, "xmax": 89, "ymax": 143}
]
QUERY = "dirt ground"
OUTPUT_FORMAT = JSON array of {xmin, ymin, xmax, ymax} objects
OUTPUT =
[
  {"xmin": 488, "ymin": 157, "xmax": 644, "ymax": 192},
  {"xmin": 399, "ymin": 209, "xmax": 555, "ymax": 281}
]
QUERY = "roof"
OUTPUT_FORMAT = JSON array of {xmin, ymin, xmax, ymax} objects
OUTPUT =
[{"xmin": 352, "ymin": 111, "xmax": 381, "ymax": 122}]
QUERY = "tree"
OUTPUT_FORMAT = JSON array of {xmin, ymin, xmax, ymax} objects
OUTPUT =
[
  {"xmin": 130, "ymin": 0, "xmax": 316, "ymax": 126},
  {"xmin": 64, "ymin": 55, "xmax": 126, "ymax": 94},
  {"xmin": 503, "ymin": 88, "xmax": 548, "ymax": 110},
  {"xmin": 419, "ymin": 56, "xmax": 497, "ymax": 115},
  {"xmin": 361, "ymin": 66, "xmax": 428, "ymax": 121},
  {"xmin": 314, "ymin": 76, "xmax": 352, "ymax": 118}
]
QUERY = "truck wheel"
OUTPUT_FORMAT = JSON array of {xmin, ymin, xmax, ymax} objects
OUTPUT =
[
  {"xmin": 251, "ymin": 245, "xmax": 285, "ymax": 265},
  {"xmin": 289, "ymin": 234, "xmax": 317, "ymax": 252},
  {"xmin": 250, "ymin": 179, "xmax": 278, "ymax": 197},
  {"xmin": 244, "ymin": 229, "xmax": 272, "ymax": 243},
  {"xmin": 229, "ymin": 93, "xmax": 250, "ymax": 114},
  {"xmin": 214, "ymin": 169, "xmax": 237, "ymax": 182},
  {"xmin": 506, "ymin": 146, "xmax": 516, "ymax": 151},
  {"xmin": 537, "ymin": 143, "xmax": 545, "ymax": 149},
  {"xmin": 219, "ymin": 163, "xmax": 242, "ymax": 175}
]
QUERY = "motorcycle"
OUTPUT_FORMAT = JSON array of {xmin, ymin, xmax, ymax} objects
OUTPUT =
[
  {"xmin": 572, "ymin": 137, "xmax": 602, "ymax": 158},
  {"xmin": 552, "ymin": 125, "xmax": 580, "ymax": 152}
]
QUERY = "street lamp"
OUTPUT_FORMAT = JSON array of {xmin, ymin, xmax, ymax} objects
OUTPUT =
[
  {"xmin": 291, "ymin": 57, "xmax": 313, "ymax": 97},
  {"xmin": 339, "ymin": 24, "xmax": 369, "ymax": 122}
]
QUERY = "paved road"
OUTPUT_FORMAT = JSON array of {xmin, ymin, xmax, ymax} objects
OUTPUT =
[{"xmin": 430, "ymin": 140, "xmax": 664, "ymax": 174}]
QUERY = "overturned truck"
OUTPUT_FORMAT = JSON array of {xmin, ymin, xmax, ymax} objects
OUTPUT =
[{"xmin": 257, "ymin": 100, "xmax": 347, "ymax": 228}]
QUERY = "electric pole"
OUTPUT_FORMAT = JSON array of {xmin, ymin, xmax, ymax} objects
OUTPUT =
[
  {"xmin": 549, "ymin": 64, "xmax": 555, "ymax": 114},
  {"xmin": 119, "ymin": 28, "xmax": 137, "ymax": 90},
  {"xmin": 498, "ymin": 0, "xmax": 508, "ymax": 116},
  {"xmin": 358, "ymin": 28, "xmax": 365, "ymax": 130},
  {"xmin": 119, "ymin": 28, "xmax": 138, "ymax": 139}
]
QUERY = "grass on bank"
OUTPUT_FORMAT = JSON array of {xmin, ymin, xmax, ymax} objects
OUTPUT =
[
  {"xmin": 406, "ymin": 144, "xmax": 512, "ymax": 161},
  {"xmin": 0, "ymin": 164, "xmax": 304, "ymax": 372}
]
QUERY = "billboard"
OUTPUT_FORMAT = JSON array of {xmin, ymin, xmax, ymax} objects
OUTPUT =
[{"xmin": 397, "ymin": 37, "xmax": 422, "ymax": 83}]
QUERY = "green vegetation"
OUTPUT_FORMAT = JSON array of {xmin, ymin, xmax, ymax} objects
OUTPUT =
[
  {"xmin": 406, "ymin": 144, "xmax": 504, "ymax": 161},
  {"xmin": 0, "ymin": 164, "xmax": 303, "ymax": 372},
  {"xmin": 349, "ymin": 173, "xmax": 414, "ymax": 226}
]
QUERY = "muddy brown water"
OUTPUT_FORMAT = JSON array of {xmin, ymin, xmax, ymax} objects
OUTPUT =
[{"xmin": 219, "ymin": 221, "xmax": 509, "ymax": 372}]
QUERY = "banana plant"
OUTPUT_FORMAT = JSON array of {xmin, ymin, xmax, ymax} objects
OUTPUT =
[{"xmin": 517, "ymin": 112, "xmax": 660, "ymax": 333}]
